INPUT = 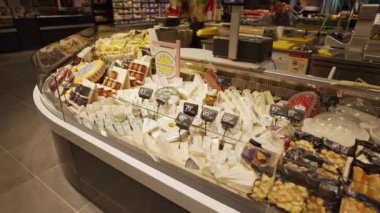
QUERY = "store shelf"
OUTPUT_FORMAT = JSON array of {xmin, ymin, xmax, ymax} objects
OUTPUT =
[{"xmin": 112, "ymin": 0, "xmax": 165, "ymax": 24}]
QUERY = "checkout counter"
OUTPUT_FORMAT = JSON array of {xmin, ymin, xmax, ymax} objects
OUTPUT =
[
  {"xmin": 309, "ymin": 52, "xmax": 380, "ymax": 85},
  {"xmin": 196, "ymin": 3, "xmax": 380, "ymax": 81}
]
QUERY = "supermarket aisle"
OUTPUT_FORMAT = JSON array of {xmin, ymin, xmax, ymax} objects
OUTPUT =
[
  {"xmin": 0, "ymin": 51, "xmax": 97, "ymax": 213},
  {"xmin": 0, "ymin": 51, "xmax": 187, "ymax": 213}
]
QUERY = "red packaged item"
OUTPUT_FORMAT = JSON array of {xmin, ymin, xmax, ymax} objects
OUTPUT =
[
  {"xmin": 48, "ymin": 68, "xmax": 73, "ymax": 92},
  {"xmin": 288, "ymin": 91, "xmax": 320, "ymax": 118},
  {"xmin": 202, "ymin": 68, "xmax": 221, "ymax": 92}
]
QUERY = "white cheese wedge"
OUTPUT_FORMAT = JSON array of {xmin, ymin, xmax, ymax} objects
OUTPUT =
[
  {"xmin": 168, "ymin": 141, "xmax": 189, "ymax": 163},
  {"xmin": 143, "ymin": 134, "xmax": 161, "ymax": 154},
  {"xmin": 152, "ymin": 74, "xmax": 164, "ymax": 87},
  {"xmin": 122, "ymin": 122, "xmax": 132, "ymax": 136},
  {"xmin": 178, "ymin": 83, "xmax": 197, "ymax": 99},
  {"xmin": 142, "ymin": 117, "xmax": 159, "ymax": 134},
  {"xmin": 218, "ymin": 164, "xmax": 257, "ymax": 185},
  {"xmin": 203, "ymin": 136, "xmax": 212, "ymax": 152},
  {"xmin": 168, "ymin": 77, "xmax": 183, "ymax": 88},
  {"xmin": 132, "ymin": 124, "xmax": 144, "ymax": 146},
  {"xmin": 189, "ymin": 135, "xmax": 205, "ymax": 156},
  {"xmin": 151, "ymin": 129, "xmax": 161, "ymax": 139},
  {"xmin": 162, "ymin": 130, "xmax": 188, "ymax": 143},
  {"xmin": 218, "ymin": 92, "xmax": 235, "ymax": 112}
]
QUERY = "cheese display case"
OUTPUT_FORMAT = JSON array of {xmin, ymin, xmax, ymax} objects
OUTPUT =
[{"xmin": 33, "ymin": 27, "xmax": 380, "ymax": 213}]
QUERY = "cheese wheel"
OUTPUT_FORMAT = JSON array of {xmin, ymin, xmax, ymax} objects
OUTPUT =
[{"xmin": 74, "ymin": 60, "xmax": 106, "ymax": 84}]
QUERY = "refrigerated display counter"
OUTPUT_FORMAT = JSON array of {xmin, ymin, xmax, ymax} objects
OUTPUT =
[{"xmin": 33, "ymin": 26, "xmax": 380, "ymax": 213}]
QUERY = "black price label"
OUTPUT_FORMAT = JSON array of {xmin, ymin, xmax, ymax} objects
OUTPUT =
[
  {"xmin": 183, "ymin": 102, "xmax": 199, "ymax": 117},
  {"xmin": 175, "ymin": 112, "xmax": 194, "ymax": 130},
  {"xmin": 156, "ymin": 94, "xmax": 168, "ymax": 105},
  {"xmin": 217, "ymin": 75, "xmax": 232, "ymax": 87},
  {"xmin": 138, "ymin": 87, "xmax": 153, "ymax": 100},
  {"xmin": 200, "ymin": 108, "xmax": 218, "ymax": 123},
  {"xmin": 286, "ymin": 108, "xmax": 305, "ymax": 122},
  {"xmin": 221, "ymin": 112, "xmax": 239, "ymax": 129},
  {"xmin": 321, "ymin": 94, "xmax": 339, "ymax": 108},
  {"xmin": 269, "ymin": 104, "xmax": 288, "ymax": 117}
]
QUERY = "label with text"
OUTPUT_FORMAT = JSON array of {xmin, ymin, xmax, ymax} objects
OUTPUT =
[
  {"xmin": 183, "ymin": 102, "xmax": 199, "ymax": 117},
  {"xmin": 156, "ymin": 94, "xmax": 169, "ymax": 105},
  {"xmin": 175, "ymin": 112, "xmax": 194, "ymax": 130},
  {"xmin": 221, "ymin": 112, "xmax": 239, "ymax": 129},
  {"xmin": 286, "ymin": 108, "xmax": 305, "ymax": 122},
  {"xmin": 138, "ymin": 87, "xmax": 153, "ymax": 100},
  {"xmin": 200, "ymin": 108, "xmax": 218, "ymax": 122},
  {"xmin": 269, "ymin": 104, "xmax": 288, "ymax": 117}
]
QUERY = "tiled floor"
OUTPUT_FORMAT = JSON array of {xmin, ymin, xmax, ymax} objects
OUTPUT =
[
  {"xmin": 0, "ymin": 51, "xmax": 94, "ymax": 212},
  {"xmin": 0, "ymin": 51, "xmax": 187, "ymax": 213}
]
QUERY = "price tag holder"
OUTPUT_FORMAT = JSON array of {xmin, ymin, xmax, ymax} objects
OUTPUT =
[
  {"xmin": 156, "ymin": 94, "xmax": 169, "ymax": 105},
  {"xmin": 217, "ymin": 75, "xmax": 232, "ymax": 87},
  {"xmin": 138, "ymin": 87, "xmax": 153, "ymax": 100},
  {"xmin": 321, "ymin": 94, "xmax": 339, "ymax": 109},
  {"xmin": 269, "ymin": 104, "xmax": 288, "ymax": 117},
  {"xmin": 155, "ymin": 94, "xmax": 169, "ymax": 120},
  {"xmin": 175, "ymin": 112, "xmax": 194, "ymax": 130},
  {"xmin": 221, "ymin": 112, "xmax": 239, "ymax": 129},
  {"xmin": 200, "ymin": 107, "xmax": 218, "ymax": 123},
  {"xmin": 286, "ymin": 108, "xmax": 305, "ymax": 123},
  {"xmin": 183, "ymin": 102, "xmax": 199, "ymax": 117}
]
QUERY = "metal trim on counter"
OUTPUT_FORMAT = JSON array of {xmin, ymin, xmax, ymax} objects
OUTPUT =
[
  {"xmin": 40, "ymin": 23, "xmax": 95, "ymax": 31},
  {"xmin": 181, "ymin": 48, "xmax": 262, "ymax": 72},
  {"xmin": 0, "ymin": 28, "xmax": 17, "ymax": 33},
  {"xmin": 180, "ymin": 48, "xmax": 380, "ymax": 99},
  {"xmin": 114, "ymin": 22, "xmax": 155, "ymax": 28},
  {"xmin": 33, "ymin": 86, "xmax": 268, "ymax": 213}
]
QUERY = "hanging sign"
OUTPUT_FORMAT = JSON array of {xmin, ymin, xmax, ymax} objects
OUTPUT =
[{"xmin": 151, "ymin": 40, "xmax": 181, "ymax": 79}]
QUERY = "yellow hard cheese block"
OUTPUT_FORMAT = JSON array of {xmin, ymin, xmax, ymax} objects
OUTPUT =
[
  {"xmin": 281, "ymin": 36, "xmax": 313, "ymax": 44},
  {"xmin": 318, "ymin": 49, "xmax": 332, "ymax": 56},
  {"xmin": 273, "ymin": 41, "xmax": 296, "ymax": 50},
  {"xmin": 196, "ymin": 27, "xmax": 219, "ymax": 37},
  {"xmin": 74, "ymin": 60, "xmax": 106, "ymax": 84}
]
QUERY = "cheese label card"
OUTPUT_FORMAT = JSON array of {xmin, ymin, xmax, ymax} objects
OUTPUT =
[
  {"xmin": 175, "ymin": 112, "xmax": 194, "ymax": 130},
  {"xmin": 200, "ymin": 107, "xmax": 218, "ymax": 123},
  {"xmin": 269, "ymin": 104, "xmax": 288, "ymax": 117},
  {"xmin": 286, "ymin": 108, "xmax": 305, "ymax": 122},
  {"xmin": 183, "ymin": 102, "xmax": 198, "ymax": 117},
  {"xmin": 221, "ymin": 112, "xmax": 239, "ymax": 129},
  {"xmin": 156, "ymin": 94, "xmax": 169, "ymax": 105},
  {"xmin": 321, "ymin": 94, "xmax": 339, "ymax": 108},
  {"xmin": 139, "ymin": 87, "xmax": 153, "ymax": 100},
  {"xmin": 217, "ymin": 75, "xmax": 232, "ymax": 87}
]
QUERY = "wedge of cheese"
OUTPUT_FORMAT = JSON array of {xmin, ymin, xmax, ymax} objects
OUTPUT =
[{"xmin": 74, "ymin": 60, "xmax": 106, "ymax": 84}]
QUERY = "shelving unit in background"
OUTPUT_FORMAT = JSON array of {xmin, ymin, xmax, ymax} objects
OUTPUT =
[
  {"xmin": 112, "ymin": 0, "xmax": 165, "ymax": 25},
  {"xmin": 92, "ymin": 0, "xmax": 114, "ymax": 25}
]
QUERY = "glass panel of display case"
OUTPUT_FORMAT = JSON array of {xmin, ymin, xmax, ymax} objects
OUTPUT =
[{"xmin": 38, "ymin": 72, "xmax": 68, "ymax": 120}]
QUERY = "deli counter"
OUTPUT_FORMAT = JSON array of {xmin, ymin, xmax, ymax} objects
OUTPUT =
[{"xmin": 33, "ymin": 26, "xmax": 380, "ymax": 213}]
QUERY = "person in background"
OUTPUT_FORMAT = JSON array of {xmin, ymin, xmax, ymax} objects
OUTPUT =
[{"xmin": 272, "ymin": 1, "xmax": 291, "ymax": 26}]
